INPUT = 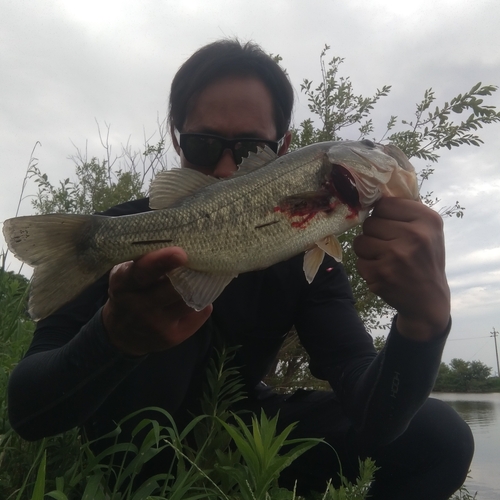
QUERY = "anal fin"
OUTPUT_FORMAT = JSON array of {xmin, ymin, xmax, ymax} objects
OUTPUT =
[{"xmin": 167, "ymin": 267, "xmax": 236, "ymax": 310}]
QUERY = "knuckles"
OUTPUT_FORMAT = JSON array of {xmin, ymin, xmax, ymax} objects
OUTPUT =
[{"xmin": 354, "ymin": 202, "xmax": 447, "ymax": 292}]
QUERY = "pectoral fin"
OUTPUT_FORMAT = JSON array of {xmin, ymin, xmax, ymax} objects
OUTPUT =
[
  {"xmin": 303, "ymin": 246, "xmax": 325, "ymax": 284},
  {"xmin": 303, "ymin": 235, "xmax": 343, "ymax": 284},
  {"xmin": 316, "ymin": 234, "xmax": 343, "ymax": 262},
  {"xmin": 167, "ymin": 267, "xmax": 236, "ymax": 310}
]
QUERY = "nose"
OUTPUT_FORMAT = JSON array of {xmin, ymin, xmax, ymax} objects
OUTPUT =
[{"xmin": 212, "ymin": 149, "xmax": 238, "ymax": 178}]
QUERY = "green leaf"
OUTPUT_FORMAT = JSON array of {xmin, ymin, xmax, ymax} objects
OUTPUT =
[
  {"xmin": 82, "ymin": 473, "xmax": 106, "ymax": 500},
  {"xmin": 46, "ymin": 492, "xmax": 69, "ymax": 500},
  {"xmin": 31, "ymin": 450, "xmax": 47, "ymax": 500}
]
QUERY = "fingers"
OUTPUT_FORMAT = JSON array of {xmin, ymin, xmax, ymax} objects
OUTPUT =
[
  {"xmin": 369, "ymin": 197, "xmax": 422, "ymax": 222},
  {"xmin": 353, "ymin": 198, "xmax": 443, "ymax": 259},
  {"xmin": 352, "ymin": 197, "xmax": 450, "ymax": 339},
  {"xmin": 173, "ymin": 303, "xmax": 213, "ymax": 341},
  {"xmin": 103, "ymin": 247, "xmax": 214, "ymax": 356},
  {"xmin": 110, "ymin": 247, "xmax": 188, "ymax": 291},
  {"xmin": 133, "ymin": 247, "xmax": 188, "ymax": 285},
  {"xmin": 354, "ymin": 200, "xmax": 444, "ymax": 284}
]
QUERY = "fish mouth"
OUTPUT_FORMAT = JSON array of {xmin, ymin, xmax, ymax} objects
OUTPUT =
[{"xmin": 327, "ymin": 164, "xmax": 361, "ymax": 212}]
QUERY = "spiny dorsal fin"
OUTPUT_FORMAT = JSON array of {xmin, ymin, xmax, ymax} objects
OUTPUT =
[
  {"xmin": 231, "ymin": 145, "xmax": 278, "ymax": 177},
  {"xmin": 149, "ymin": 169, "xmax": 219, "ymax": 209}
]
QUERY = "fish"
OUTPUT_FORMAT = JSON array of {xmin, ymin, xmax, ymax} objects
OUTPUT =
[{"xmin": 2, "ymin": 139, "xmax": 419, "ymax": 320}]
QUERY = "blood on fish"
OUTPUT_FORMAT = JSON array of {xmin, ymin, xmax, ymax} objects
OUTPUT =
[
  {"xmin": 274, "ymin": 191, "xmax": 333, "ymax": 229},
  {"xmin": 291, "ymin": 212, "xmax": 316, "ymax": 229},
  {"xmin": 273, "ymin": 161, "xmax": 362, "ymax": 230}
]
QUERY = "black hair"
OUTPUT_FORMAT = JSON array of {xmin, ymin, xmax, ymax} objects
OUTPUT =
[{"xmin": 169, "ymin": 39, "xmax": 294, "ymax": 138}]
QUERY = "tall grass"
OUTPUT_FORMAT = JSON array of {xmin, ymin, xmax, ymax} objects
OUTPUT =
[
  {"xmin": 0, "ymin": 253, "xmax": 34, "ymax": 433},
  {"xmin": 0, "ymin": 274, "xmax": 379, "ymax": 499}
]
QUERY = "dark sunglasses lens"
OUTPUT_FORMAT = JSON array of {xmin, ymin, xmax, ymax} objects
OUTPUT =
[
  {"xmin": 182, "ymin": 136, "xmax": 222, "ymax": 167},
  {"xmin": 181, "ymin": 135, "xmax": 280, "ymax": 168}
]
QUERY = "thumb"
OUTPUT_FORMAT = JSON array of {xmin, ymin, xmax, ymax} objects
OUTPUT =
[{"xmin": 110, "ymin": 247, "xmax": 188, "ymax": 290}]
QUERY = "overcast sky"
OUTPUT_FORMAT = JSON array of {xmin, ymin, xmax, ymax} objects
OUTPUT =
[{"xmin": 1, "ymin": 0, "xmax": 499, "ymax": 371}]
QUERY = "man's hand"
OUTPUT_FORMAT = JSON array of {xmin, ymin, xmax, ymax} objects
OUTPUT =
[
  {"xmin": 353, "ymin": 198, "xmax": 450, "ymax": 341},
  {"xmin": 102, "ymin": 247, "xmax": 212, "ymax": 356}
]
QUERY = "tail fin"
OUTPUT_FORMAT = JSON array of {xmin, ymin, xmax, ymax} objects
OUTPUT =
[{"xmin": 3, "ymin": 214, "xmax": 111, "ymax": 320}]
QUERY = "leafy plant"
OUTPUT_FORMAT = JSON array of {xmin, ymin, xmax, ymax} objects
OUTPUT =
[
  {"xmin": 269, "ymin": 45, "xmax": 499, "ymax": 389},
  {"xmin": 449, "ymin": 482, "xmax": 478, "ymax": 500},
  {"xmin": 0, "ymin": 258, "xmax": 35, "ymax": 437},
  {"xmin": 433, "ymin": 358, "xmax": 500, "ymax": 393},
  {"xmin": 29, "ymin": 120, "xmax": 169, "ymax": 216},
  {"xmin": 316, "ymin": 458, "xmax": 378, "ymax": 500},
  {"xmin": 291, "ymin": 46, "xmax": 391, "ymax": 146},
  {"xmin": 216, "ymin": 410, "xmax": 321, "ymax": 499},
  {"xmin": 0, "ymin": 336, "xmax": 378, "ymax": 499}
]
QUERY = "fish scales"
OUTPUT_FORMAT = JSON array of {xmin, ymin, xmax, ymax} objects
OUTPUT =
[
  {"xmin": 2, "ymin": 140, "xmax": 420, "ymax": 319},
  {"xmin": 93, "ymin": 143, "xmax": 333, "ymax": 274}
]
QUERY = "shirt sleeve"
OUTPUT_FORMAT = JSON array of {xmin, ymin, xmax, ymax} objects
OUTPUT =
[
  {"xmin": 294, "ymin": 256, "xmax": 449, "ymax": 449},
  {"xmin": 8, "ymin": 300, "xmax": 145, "ymax": 440},
  {"xmin": 347, "ymin": 317, "xmax": 449, "ymax": 449}
]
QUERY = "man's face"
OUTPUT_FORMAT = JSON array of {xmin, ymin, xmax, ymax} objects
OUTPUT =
[{"xmin": 175, "ymin": 76, "xmax": 288, "ymax": 178}]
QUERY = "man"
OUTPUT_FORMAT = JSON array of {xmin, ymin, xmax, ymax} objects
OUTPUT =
[{"xmin": 8, "ymin": 40, "xmax": 473, "ymax": 498}]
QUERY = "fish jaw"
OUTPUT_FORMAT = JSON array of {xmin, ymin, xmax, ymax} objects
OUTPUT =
[{"xmin": 325, "ymin": 140, "xmax": 420, "ymax": 208}]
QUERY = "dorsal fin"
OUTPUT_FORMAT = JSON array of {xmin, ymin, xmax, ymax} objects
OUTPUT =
[
  {"xmin": 149, "ymin": 168, "xmax": 219, "ymax": 209},
  {"xmin": 231, "ymin": 145, "xmax": 278, "ymax": 177}
]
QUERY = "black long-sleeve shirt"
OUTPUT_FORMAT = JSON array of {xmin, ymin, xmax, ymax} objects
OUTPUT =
[{"xmin": 7, "ymin": 198, "xmax": 449, "ymax": 449}]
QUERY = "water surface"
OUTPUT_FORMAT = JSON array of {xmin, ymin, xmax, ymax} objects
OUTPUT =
[{"xmin": 432, "ymin": 392, "xmax": 500, "ymax": 499}]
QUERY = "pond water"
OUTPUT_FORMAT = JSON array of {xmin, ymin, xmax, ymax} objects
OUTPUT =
[{"xmin": 432, "ymin": 392, "xmax": 500, "ymax": 500}]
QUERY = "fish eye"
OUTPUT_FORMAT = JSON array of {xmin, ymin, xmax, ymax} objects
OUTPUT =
[{"xmin": 360, "ymin": 139, "xmax": 376, "ymax": 148}]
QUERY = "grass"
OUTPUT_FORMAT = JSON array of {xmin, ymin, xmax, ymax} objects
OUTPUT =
[
  {"xmin": 0, "ymin": 267, "xmax": 377, "ymax": 499},
  {"xmin": 0, "ymin": 254, "xmax": 479, "ymax": 499}
]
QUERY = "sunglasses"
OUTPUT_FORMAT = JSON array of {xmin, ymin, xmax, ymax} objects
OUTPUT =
[{"xmin": 176, "ymin": 131, "xmax": 285, "ymax": 168}]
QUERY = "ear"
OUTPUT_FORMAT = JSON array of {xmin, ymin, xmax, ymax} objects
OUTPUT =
[
  {"xmin": 278, "ymin": 130, "xmax": 292, "ymax": 156},
  {"xmin": 171, "ymin": 123, "xmax": 181, "ymax": 155}
]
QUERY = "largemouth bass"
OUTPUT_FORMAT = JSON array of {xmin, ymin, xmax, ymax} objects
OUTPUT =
[{"xmin": 3, "ymin": 140, "xmax": 419, "ymax": 320}]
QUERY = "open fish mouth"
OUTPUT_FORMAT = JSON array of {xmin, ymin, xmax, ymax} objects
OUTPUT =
[
  {"xmin": 327, "ymin": 164, "xmax": 360, "ymax": 212},
  {"xmin": 324, "ymin": 140, "xmax": 419, "ymax": 208}
]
